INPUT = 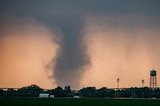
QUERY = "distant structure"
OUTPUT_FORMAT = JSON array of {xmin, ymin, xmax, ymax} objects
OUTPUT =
[
  {"xmin": 142, "ymin": 79, "xmax": 144, "ymax": 87},
  {"xmin": 39, "ymin": 93, "xmax": 50, "ymax": 98},
  {"xmin": 117, "ymin": 78, "xmax": 120, "ymax": 90},
  {"xmin": 150, "ymin": 69, "xmax": 157, "ymax": 89}
]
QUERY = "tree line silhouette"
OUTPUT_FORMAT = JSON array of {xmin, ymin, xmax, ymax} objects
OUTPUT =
[{"xmin": 1, "ymin": 85, "xmax": 160, "ymax": 98}]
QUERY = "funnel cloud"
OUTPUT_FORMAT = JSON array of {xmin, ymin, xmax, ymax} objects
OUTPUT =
[
  {"xmin": 0, "ymin": 0, "xmax": 160, "ymax": 89},
  {"xmin": 53, "ymin": 17, "xmax": 90, "ymax": 88}
]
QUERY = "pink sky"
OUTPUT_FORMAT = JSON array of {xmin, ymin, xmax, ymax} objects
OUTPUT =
[{"xmin": 0, "ymin": 16, "xmax": 160, "ymax": 89}]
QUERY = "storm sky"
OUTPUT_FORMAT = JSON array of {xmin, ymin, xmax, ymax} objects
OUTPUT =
[{"xmin": 0, "ymin": 0, "xmax": 160, "ymax": 89}]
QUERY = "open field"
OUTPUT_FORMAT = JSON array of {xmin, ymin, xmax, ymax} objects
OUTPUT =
[{"xmin": 0, "ymin": 98, "xmax": 160, "ymax": 106}]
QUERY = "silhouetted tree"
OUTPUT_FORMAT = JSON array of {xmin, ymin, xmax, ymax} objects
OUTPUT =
[
  {"xmin": 16, "ymin": 84, "xmax": 42, "ymax": 97},
  {"xmin": 96, "ymin": 87, "xmax": 107, "ymax": 98},
  {"xmin": 79, "ymin": 87, "xmax": 96, "ymax": 98},
  {"xmin": 54, "ymin": 86, "xmax": 63, "ymax": 97},
  {"xmin": 6, "ymin": 89, "xmax": 16, "ymax": 97},
  {"xmin": 63, "ymin": 86, "xmax": 73, "ymax": 97},
  {"xmin": 1, "ymin": 85, "xmax": 160, "ymax": 98},
  {"xmin": 0, "ymin": 89, "xmax": 5, "ymax": 97}
]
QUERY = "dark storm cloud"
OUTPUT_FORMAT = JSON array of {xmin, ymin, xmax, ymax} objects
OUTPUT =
[
  {"xmin": 0, "ymin": 0, "xmax": 160, "ymax": 88},
  {"xmin": 1, "ymin": 0, "xmax": 160, "ymax": 28},
  {"xmin": 1, "ymin": 0, "xmax": 160, "ymax": 17}
]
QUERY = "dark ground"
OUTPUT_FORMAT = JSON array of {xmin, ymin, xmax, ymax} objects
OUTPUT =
[{"xmin": 0, "ymin": 97, "xmax": 160, "ymax": 106}]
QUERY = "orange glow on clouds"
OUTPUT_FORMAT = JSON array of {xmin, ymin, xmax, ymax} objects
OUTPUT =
[
  {"xmin": 1, "ymin": 15, "xmax": 160, "ymax": 89},
  {"xmin": 81, "ymin": 18, "xmax": 160, "ymax": 88},
  {"xmin": 0, "ymin": 17, "xmax": 59, "ymax": 89}
]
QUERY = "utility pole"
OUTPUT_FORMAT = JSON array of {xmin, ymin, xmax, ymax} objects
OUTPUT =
[
  {"xmin": 142, "ymin": 79, "xmax": 144, "ymax": 88},
  {"xmin": 141, "ymin": 79, "xmax": 144, "ymax": 98},
  {"xmin": 115, "ymin": 78, "xmax": 120, "ymax": 98},
  {"xmin": 117, "ymin": 78, "xmax": 120, "ymax": 90}
]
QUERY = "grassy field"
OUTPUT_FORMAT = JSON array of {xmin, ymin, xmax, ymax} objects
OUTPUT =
[{"xmin": 0, "ymin": 98, "xmax": 160, "ymax": 106}]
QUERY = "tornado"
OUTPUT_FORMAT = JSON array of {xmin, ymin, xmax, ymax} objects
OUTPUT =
[{"xmin": 53, "ymin": 17, "xmax": 90, "ymax": 88}]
